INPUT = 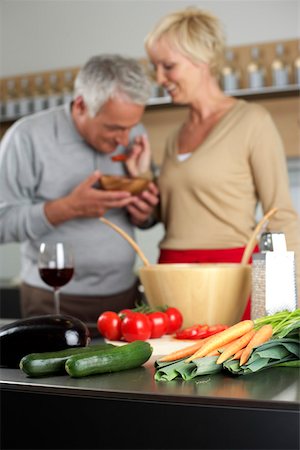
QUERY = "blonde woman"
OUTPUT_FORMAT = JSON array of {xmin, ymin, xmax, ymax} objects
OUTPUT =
[{"xmin": 145, "ymin": 8, "xmax": 300, "ymax": 318}]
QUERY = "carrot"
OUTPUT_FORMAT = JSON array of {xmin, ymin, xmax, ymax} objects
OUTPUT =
[
  {"xmin": 158, "ymin": 337, "xmax": 212, "ymax": 362},
  {"xmin": 185, "ymin": 320, "xmax": 254, "ymax": 362},
  {"xmin": 206, "ymin": 350, "xmax": 220, "ymax": 356},
  {"xmin": 216, "ymin": 329, "xmax": 256, "ymax": 364},
  {"xmin": 232, "ymin": 349, "xmax": 244, "ymax": 360},
  {"xmin": 207, "ymin": 343, "xmax": 234, "ymax": 356},
  {"xmin": 239, "ymin": 324, "xmax": 273, "ymax": 366},
  {"xmin": 215, "ymin": 341, "xmax": 239, "ymax": 354},
  {"xmin": 200, "ymin": 340, "xmax": 240, "ymax": 359}
]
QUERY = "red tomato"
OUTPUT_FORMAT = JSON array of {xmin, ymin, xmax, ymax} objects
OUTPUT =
[
  {"xmin": 121, "ymin": 312, "xmax": 151, "ymax": 342},
  {"xmin": 118, "ymin": 309, "xmax": 134, "ymax": 319},
  {"xmin": 147, "ymin": 311, "xmax": 169, "ymax": 338},
  {"xmin": 165, "ymin": 307, "xmax": 183, "ymax": 334},
  {"xmin": 175, "ymin": 324, "xmax": 209, "ymax": 340},
  {"xmin": 175, "ymin": 323, "xmax": 229, "ymax": 340},
  {"xmin": 111, "ymin": 154, "xmax": 127, "ymax": 162},
  {"xmin": 97, "ymin": 311, "xmax": 122, "ymax": 341}
]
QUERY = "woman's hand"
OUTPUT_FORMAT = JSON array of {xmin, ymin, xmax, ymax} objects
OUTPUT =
[
  {"xmin": 126, "ymin": 181, "xmax": 160, "ymax": 227},
  {"xmin": 125, "ymin": 134, "xmax": 151, "ymax": 177}
]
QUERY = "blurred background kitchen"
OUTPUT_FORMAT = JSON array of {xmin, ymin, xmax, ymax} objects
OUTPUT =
[{"xmin": 0, "ymin": 0, "xmax": 299, "ymax": 317}]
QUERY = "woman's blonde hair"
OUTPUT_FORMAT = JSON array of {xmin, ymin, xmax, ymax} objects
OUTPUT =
[{"xmin": 145, "ymin": 7, "xmax": 226, "ymax": 76}]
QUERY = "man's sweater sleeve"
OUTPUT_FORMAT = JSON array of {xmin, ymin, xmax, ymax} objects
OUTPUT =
[{"xmin": 0, "ymin": 123, "xmax": 53, "ymax": 243}]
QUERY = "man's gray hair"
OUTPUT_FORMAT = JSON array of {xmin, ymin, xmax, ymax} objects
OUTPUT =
[{"xmin": 73, "ymin": 54, "xmax": 152, "ymax": 116}]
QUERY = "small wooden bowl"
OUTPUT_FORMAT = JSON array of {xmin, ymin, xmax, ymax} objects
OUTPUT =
[{"xmin": 100, "ymin": 175, "xmax": 150, "ymax": 195}]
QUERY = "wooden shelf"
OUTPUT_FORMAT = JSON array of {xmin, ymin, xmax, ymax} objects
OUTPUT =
[
  {"xmin": 223, "ymin": 84, "xmax": 300, "ymax": 99},
  {"xmin": 146, "ymin": 84, "xmax": 300, "ymax": 108},
  {"xmin": 1, "ymin": 38, "xmax": 299, "ymax": 156},
  {"xmin": 1, "ymin": 84, "xmax": 299, "ymax": 123}
]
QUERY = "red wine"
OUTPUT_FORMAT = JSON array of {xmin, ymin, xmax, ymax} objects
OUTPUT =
[{"xmin": 39, "ymin": 268, "xmax": 74, "ymax": 288}]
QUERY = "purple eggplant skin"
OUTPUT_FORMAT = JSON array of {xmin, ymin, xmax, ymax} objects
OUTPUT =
[{"xmin": 0, "ymin": 314, "xmax": 91, "ymax": 368}]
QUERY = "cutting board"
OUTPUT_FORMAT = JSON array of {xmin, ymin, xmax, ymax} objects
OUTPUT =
[{"xmin": 105, "ymin": 335, "xmax": 197, "ymax": 357}]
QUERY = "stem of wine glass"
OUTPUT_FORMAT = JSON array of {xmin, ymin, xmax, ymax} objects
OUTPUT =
[{"xmin": 53, "ymin": 288, "xmax": 61, "ymax": 315}]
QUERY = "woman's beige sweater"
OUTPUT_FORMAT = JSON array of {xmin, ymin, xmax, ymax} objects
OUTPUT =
[{"xmin": 158, "ymin": 100, "xmax": 300, "ymax": 295}]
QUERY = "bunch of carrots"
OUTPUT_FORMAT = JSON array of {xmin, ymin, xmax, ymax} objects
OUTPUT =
[{"xmin": 159, "ymin": 319, "xmax": 273, "ymax": 367}]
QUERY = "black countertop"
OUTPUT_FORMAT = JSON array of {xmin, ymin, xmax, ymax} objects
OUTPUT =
[
  {"xmin": 1, "ymin": 349, "xmax": 299, "ymax": 450},
  {"xmin": 0, "ymin": 357, "xmax": 299, "ymax": 410}
]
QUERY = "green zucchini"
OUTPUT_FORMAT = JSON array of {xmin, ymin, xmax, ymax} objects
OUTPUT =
[
  {"xmin": 65, "ymin": 340, "xmax": 153, "ymax": 378},
  {"xmin": 19, "ymin": 343, "xmax": 115, "ymax": 377}
]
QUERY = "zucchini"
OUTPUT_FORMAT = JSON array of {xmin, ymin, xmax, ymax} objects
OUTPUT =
[
  {"xmin": 0, "ymin": 314, "xmax": 90, "ymax": 368},
  {"xmin": 65, "ymin": 340, "xmax": 153, "ymax": 378},
  {"xmin": 19, "ymin": 343, "xmax": 115, "ymax": 377}
]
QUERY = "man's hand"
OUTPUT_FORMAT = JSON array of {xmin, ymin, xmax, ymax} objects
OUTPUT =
[
  {"xmin": 44, "ymin": 171, "xmax": 134, "ymax": 225},
  {"xmin": 126, "ymin": 181, "xmax": 160, "ymax": 227},
  {"xmin": 125, "ymin": 134, "xmax": 151, "ymax": 177}
]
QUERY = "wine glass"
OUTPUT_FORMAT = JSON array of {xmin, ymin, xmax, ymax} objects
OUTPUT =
[{"xmin": 38, "ymin": 242, "xmax": 74, "ymax": 314}]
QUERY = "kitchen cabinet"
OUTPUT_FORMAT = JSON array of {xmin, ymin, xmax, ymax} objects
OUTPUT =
[{"xmin": 1, "ymin": 351, "xmax": 299, "ymax": 449}]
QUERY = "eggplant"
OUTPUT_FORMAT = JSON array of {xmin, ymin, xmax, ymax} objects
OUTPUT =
[{"xmin": 0, "ymin": 314, "xmax": 90, "ymax": 368}]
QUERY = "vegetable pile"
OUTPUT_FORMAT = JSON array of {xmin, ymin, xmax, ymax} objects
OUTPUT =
[
  {"xmin": 97, "ymin": 304, "xmax": 183, "ymax": 342},
  {"xmin": 20, "ymin": 340, "xmax": 153, "ymax": 378},
  {"xmin": 154, "ymin": 309, "xmax": 300, "ymax": 381},
  {"xmin": 1, "ymin": 313, "xmax": 154, "ymax": 378}
]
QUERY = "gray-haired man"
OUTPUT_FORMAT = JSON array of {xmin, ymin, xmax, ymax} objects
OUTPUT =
[{"xmin": 0, "ymin": 55, "xmax": 159, "ymax": 336}]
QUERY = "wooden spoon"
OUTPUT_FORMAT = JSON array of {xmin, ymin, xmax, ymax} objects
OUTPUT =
[
  {"xmin": 100, "ymin": 217, "xmax": 150, "ymax": 266},
  {"xmin": 241, "ymin": 207, "xmax": 278, "ymax": 265}
]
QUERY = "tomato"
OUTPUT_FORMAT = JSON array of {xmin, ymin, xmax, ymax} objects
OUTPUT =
[
  {"xmin": 175, "ymin": 323, "xmax": 229, "ymax": 340},
  {"xmin": 121, "ymin": 312, "xmax": 152, "ymax": 342},
  {"xmin": 164, "ymin": 307, "xmax": 183, "ymax": 334},
  {"xmin": 175, "ymin": 324, "xmax": 209, "ymax": 340},
  {"xmin": 118, "ymin": 309, "xmax": 134, "ymax": 319},
  {"xmin": 97, "ymin": 311, "xmax": 122, "ymax": 341},
  {"xmin": 111, "ymin": 154, "xmax": 127, "ymax": 162},
  {"xmin": 147, "ymin": 311, "xmax": 169, "ymax": 338},
  {"xmin": 206, "ymin": 324, "xmax": 229, "ymax": 336}
]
